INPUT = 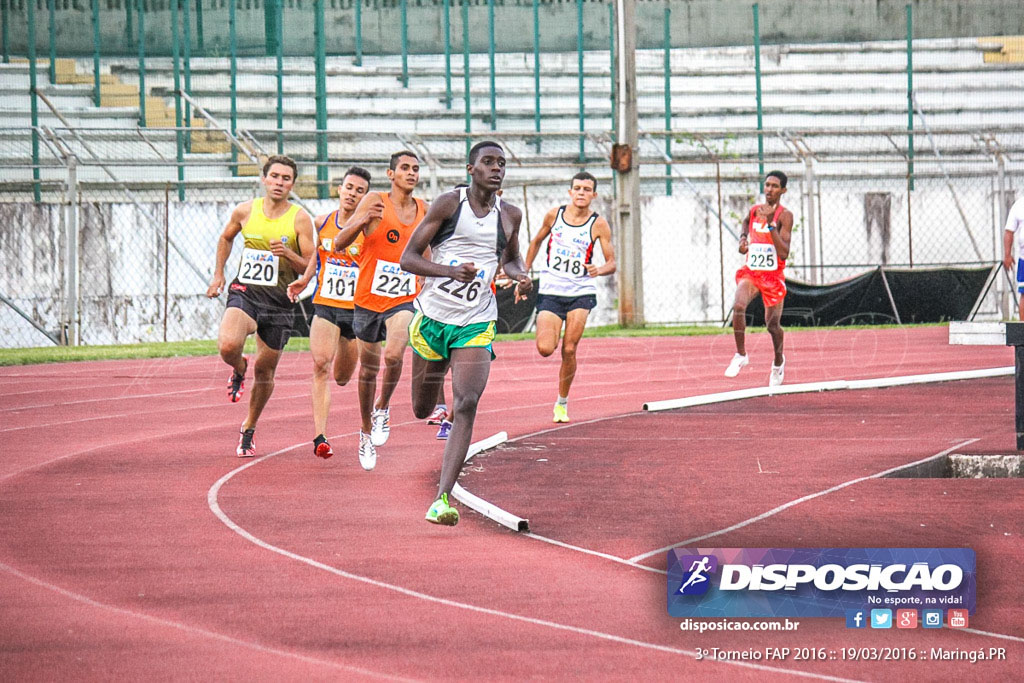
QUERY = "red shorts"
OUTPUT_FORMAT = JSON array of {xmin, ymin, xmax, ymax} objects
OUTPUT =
[{"xmin": 736, "ymin": 266, "xmax": 787, "ymax": 308}]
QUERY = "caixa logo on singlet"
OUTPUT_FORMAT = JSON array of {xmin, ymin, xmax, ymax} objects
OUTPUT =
[{"xmin": 667, "ymin": 548, "xmax": 975, "ymax": 618}]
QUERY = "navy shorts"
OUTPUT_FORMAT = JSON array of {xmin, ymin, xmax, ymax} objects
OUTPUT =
[
  {"xmin": 535, "ymin": 293, "xmax": 597, "ymax": 321},
  {"xmin": 226, "ymin": 287, "xmax": 294, "ymax": 351},
  {"xmin": 1017, "ymin": 259, "xmax": 1024, "ymax": 294},
  {"xmin": 313, "ymin": 304, "xmax": 357, "ymax": 340},
  {"xmin": 353, "ymin": 302, "xmax": 416, "ymax": 343}
]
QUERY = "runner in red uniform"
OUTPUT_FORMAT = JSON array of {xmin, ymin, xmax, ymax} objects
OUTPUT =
[{"xmin": 725, "ymin": 170, "xmax": 793, "ymax": 387}]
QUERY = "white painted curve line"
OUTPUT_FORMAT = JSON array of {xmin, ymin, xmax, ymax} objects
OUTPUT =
[
  {"xmin": 628, "ymin": 438, "xmax": 979, "ymax": 564},
  {"xmin": 524, "ymin": 533, "xmax": 666, "ymax": 575},
  {"xmin": 208, "ymin": 445, "xmax": 859, "ymax": 682},
  {"xmin": 0, "ymin": 560, "xmax": 413, "ymax": 681},
  {"xmin": 642, "ymin": 367, "xmax": 1013, "ymax": 412},
  {"xmin": 960, "ymin": 627, "xmax": 1024, "ymax": 644}
]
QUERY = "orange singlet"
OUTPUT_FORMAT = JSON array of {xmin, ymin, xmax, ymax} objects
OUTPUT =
[
  {"xmin": 312, "ymin": 210, "xmax": 364, "ymax": 309},
  {"xmin": 353, "ymin": 192, "xmax": 426, "ymax": 312},
  {"xmin": 735, "ymin": 204, "xmax": 787, "ymax": 308}
]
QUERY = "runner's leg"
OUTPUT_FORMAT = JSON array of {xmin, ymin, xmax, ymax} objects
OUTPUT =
[
  {"xmin": 411, "ymin": 352, "xmax": 451, "ymax": 419},
  {"xmin": 244, "ymin": 335, "xmax": 283, "ymax": 431},
  {"xmin": 357, "ymin": 340, "xmax": 380, "ymax": 433},
  {"xmin": 436, "ymin": 346, "xmax": 492, "ymax": 498},
  {"xmin": 309, "ymin": 316, "xmax": 339, "ymax": 437},
  {"xmin": 332, "ymin": 336, "xmax": 359, "ymax": 386},
  {"xmin": 731, "ymin": 279, "xmax": 760, "ymax": 356},
  {"xmin": 535, "ymin": 310, "xmax": 563, "ymax": 358},
  {"xmin": 375, "ymin": 310, "xmax": 414, "ymax": 411},
  {"xmin": 218, "ymin": 307, "xmax": 256, "ymax": 375},
  {"xmin": 765, "ymin": 300, "xmax": 785, "ymax": 366},
  {"xmin": 558, "ymin": 308, "xmax": 590, "ymax": 398}
]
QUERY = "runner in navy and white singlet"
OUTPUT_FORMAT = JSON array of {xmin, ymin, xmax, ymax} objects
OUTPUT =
[{"xmin": 524, "ymin": 171, "xmax": 616, "ymax": 423}]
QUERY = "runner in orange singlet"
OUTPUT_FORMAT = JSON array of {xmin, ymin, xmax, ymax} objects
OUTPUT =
[
  {"xmin": 331, "ymin": 150, "xmax": 426, "ymax": 469},
  {"xmin": 725, "ymin": 170, "xmax": 794, "ymax": 387},
  {"xmin": 287, "ymin": 167, "xmax": 371, "ymax": 459}
]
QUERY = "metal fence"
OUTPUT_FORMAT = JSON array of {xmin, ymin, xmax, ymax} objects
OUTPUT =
[{"xmin": 0, "ymin": 126, "xmax": 1019, "ymax": 348}]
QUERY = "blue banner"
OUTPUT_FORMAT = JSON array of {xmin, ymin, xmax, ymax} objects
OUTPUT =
[{"xmin": 667, "ymin": 548, "xmax": 976, "ymax": 618}]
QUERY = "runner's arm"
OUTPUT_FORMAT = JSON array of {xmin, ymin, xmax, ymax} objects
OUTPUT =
[
  {"xmin": 206, "ymin": 201, "xmax": 249, "ymax": 297},
  {"xmin": 738, "ymin": 211, "xmax": 752, "ymax": 254},
  {"xmin": 333, "ymin": 192, "xmax": 384, "ymax": 252},
  {"xmin": 1004, "ymin": 229, "xmax": 1016, "ymax": 271},
  {"xmin": 273, "ymin": 209, "xmax": 314, "ymax": 273},
  {"xmin": 524, "ymin": 207, "xmax": 557, "ymax": 273},
  {"xmin": 770, "ymin": 209, "xmax": 794, "ymax": 260},
  {"xmin": 499, "ymin": 205, "xmax": 532, "ymax": 299},
  {"xmin": 400, "ymin": 191, "xmax": 476, "ymax": 281},
  {"xmin": 586, "ymin": 217, "xmax": 616, "ymax": 278}
]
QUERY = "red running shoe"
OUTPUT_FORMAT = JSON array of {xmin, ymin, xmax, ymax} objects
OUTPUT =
[{"xmin": 314, "ymin": 436, "xmax": 334, "ymax": 459}]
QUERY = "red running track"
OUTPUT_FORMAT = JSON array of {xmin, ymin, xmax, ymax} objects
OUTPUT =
[{"xmin": 0, "ymin": 326, "xmax": 1019, "ymax": 680}]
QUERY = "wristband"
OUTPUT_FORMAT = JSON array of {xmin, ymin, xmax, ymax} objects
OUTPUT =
[{"xmin": 767, "ymin": 223, "xmax": 776, "ymax": 231}]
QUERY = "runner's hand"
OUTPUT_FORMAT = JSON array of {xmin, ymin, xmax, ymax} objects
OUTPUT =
[
  {"xmin": 513, "ymin": 275, "xmax": 533, "ymax": 303},
  {"xmin": 206, "ymin": 274, "xmax": 225, "ymax": 298},
  {"xmin": 738, "ymin": 236, "xmax": 749, "ymax": 255},
  {"xmin": 451, "ymin": 262, "xmax": 478, "ymax": 283},
  {"xmin": 585, "ymin": 264, "xmax": 600, "ymax": 278},
  {"xmin": 268, "ymin": 238, "xmax": 287, "ymax": 257},
  {"xmin": 286, "ymin": 277, "xmax": 308, "ymax": 302},
  {"xmin": 1004, "ymin": 254, "xmax": 1015, "ymax": 271}
]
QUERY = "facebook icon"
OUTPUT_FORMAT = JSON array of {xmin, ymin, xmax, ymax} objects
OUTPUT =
[{"xmin": 845, "ymin": 609, "xmax": 867, "ymax": 629}]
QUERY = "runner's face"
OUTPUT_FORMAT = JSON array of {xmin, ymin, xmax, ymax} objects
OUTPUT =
[
  {"xmin": 764, "ymin": 176, "xmax": 786, "ymax": 204},
  {"xmin": 388, "ymin": 156, "xmax": 420, "ymax": 191},
  {"xmin": 338, "ymin": 174, "xmax": 369, "ymax": 212},
  {"xmin": 568, "ymin": 179, "xmax": 596, "ymax": 208},
  {"xmin": 468, "ymin": 147, "xmax": 506, "ymax": 191},
  {"xmin": 263, "ymin": 163, "xmax": 295, "ymax": 200}
]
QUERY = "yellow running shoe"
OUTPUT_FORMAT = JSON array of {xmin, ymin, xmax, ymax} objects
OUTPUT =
[
  {"xmin": 425, "ymin": 493, "xmax": 459, "ymax": 526},
  {"xmin": 553, "ymin": 402, "xmax": 569, "ymax": 423}
]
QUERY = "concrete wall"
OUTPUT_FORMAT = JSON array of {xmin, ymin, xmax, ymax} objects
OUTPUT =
[{"xmin": 5, "ymin": 0, "xmax": 1023, "ymax": 57}]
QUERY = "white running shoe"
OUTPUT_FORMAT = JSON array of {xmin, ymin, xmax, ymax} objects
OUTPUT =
[
  {"xmin": 769, "ymin": 357, "xmax": 785, "ymax": 387},
  {"xmin": 358, "ymin": 431, "xmax": 377, "ymax": 471},
  {"xmin": 370, "ymin": 407, "xmax": 390, "ymax": 446},
  {"xmin": 724, "ymin": 353, "xmax": 749, "ymax": 378}
]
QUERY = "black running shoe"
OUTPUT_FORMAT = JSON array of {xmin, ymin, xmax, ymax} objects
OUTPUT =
[
  {"xmin": 227, "ymin": 358, "xmax": 248, "ymax": 403},
  {"xmin": 236, "ymin": 427, "xmax": 256, "ymax": 457}
]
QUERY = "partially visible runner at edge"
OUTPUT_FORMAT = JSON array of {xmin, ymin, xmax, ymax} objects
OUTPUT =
[
  {"xmin": 287, "ymin": 167, "xmax": 372, "ymax": 459},
  {"xmin": 205, "ymin": 155, "xmax": 315, "ymax": 457},
  {"xmin": 401, "ymin": 140, "xmax": 532, "ymax": 526},
  {"xmin": 330, "ymin": 151, "xmax": 426, "ymax": 471}
]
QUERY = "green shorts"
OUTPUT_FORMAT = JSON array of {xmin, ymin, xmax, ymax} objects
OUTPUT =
[{"xmin": 409, "ymin": 311, "xmax": 496, "ymax": 361}]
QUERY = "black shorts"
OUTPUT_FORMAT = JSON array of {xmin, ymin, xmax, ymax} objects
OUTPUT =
[
  {"xmin": 353, "ymin": 302, "xmax": 416, "ymax": 343},
  {"xmin": 226, "ymin": 287, "xmax": 294, "ymax": 351},
  {"xmin": 313, "ymin": 304, "xmax": 357, "ymax": 340},
  {"xmin": 535, "ymin": 293, "xmax": 597, "ymax": 321}
]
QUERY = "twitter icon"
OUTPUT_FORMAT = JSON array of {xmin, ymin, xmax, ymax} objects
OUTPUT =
[{"xmin": 870, "ymin": 609, "xmax": 893, "ymax": 629}]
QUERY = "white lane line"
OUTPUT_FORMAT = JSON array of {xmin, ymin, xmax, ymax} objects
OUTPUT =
[
  {"xmin": 628, "ymin": 439, "xmax": 979, "ymax": 563},
  {"xmin": 207, "ymin": 446, "xmax": 860, "ymax": 682},
  {"xmin": 643, "ymin": 367, "xmax": 1013, "ymax": 412},
  {"xmin": 0, "ymin": 560, "xmax": 415, "ymax": 681},
  {"xmin": 524, "ymin": 533, "xmax": 666, "ymax": 575},
  {"xmin": 960, "ymin": 627, "xmax": 1024, "ymax": 643}
]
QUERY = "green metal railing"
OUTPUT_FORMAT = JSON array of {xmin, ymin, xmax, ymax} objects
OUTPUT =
[{"xmin": 5, "ymin": 1, "xmax": 1000, "ymax": 208}]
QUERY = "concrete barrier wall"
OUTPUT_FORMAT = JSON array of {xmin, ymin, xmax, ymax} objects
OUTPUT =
[{"xmin": 5, "ymin": 0, "xmax": 1023, "ymax": 57}]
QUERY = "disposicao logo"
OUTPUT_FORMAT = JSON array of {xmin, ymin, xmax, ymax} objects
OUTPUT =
[{"xmin": 667, "ymin": 548, "xmax": 975, "ymax": 619}]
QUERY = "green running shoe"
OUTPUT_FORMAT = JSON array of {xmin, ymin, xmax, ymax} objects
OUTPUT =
[{"xmin": 425, "ymin": 493, "xmax": 459, "ymax": 526}]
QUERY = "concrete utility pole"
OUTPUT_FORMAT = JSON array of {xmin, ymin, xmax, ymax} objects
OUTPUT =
[{"xmin": 613, "ymin": 0, "xmax": 643, "ymax": 326}]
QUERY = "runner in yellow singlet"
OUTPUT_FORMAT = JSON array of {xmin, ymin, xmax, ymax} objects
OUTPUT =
[{"xmin": 206, "ymin": 155, "xmax": 315, "ymax": 457}]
